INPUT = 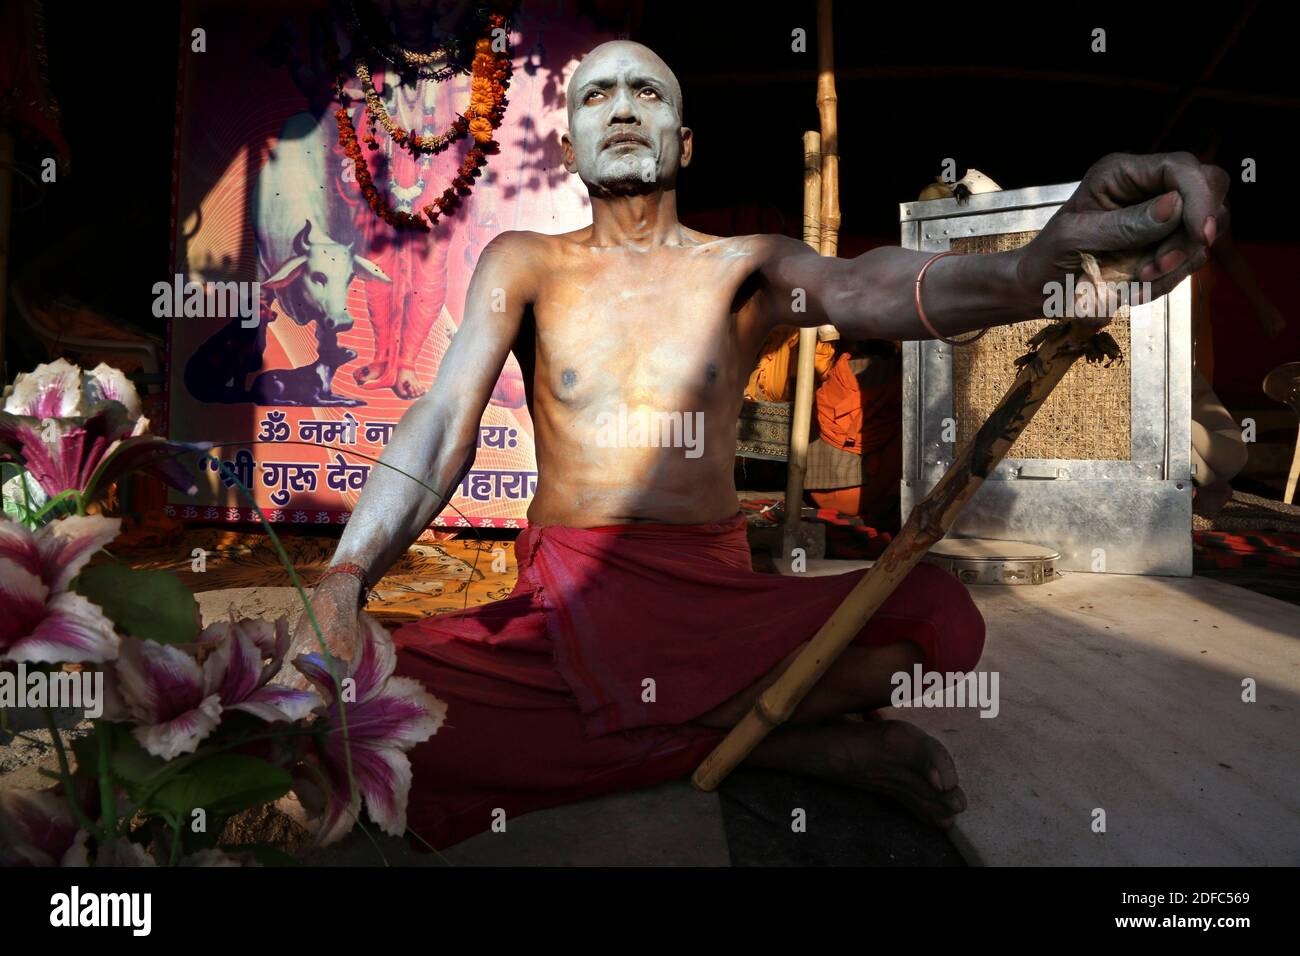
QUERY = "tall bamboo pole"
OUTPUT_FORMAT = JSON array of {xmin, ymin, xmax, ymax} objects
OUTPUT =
[
  {"xmin": 815, "ymin": 0, "xmax": 840, "ymax": 260},
  {"xmin": 694, "ymin": 314, "xmax": 1115, "ymax": 790},
  {"xmin": 783, "ymin": 0, "xmax": 840, "ymax": 549},
  {"xmin": 782, "ymin": 132, "xmax": 822, "ymax": 547},
  {"xmin": 801, "ymin": 132, "xmax": 823, "ymax": 251}
]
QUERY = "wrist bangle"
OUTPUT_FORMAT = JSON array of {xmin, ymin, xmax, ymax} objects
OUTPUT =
[
  {"xmin": 318, "ymin": 562, "xmax": 370, "ymax": 607},
  {"xmin": 915, "ymin": 250, "xmax": 989, "ymax": 346}
]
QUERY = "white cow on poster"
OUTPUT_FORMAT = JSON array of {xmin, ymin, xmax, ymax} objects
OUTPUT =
[
  {"xmin": 255, "ymin": 110, "xmax": 389, "ymax": 332},
  {"xmin": 250, "ymin": 110, "xmax": 390, "ymax": 406}
]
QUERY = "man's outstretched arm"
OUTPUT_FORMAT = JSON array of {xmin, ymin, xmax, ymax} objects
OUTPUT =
[
  {"xmin": 751, "ymin": 152, "xmax": 1230, "ymax": 340},
  {"xmin": 288, "ymin": 232, "xmax": 537, "ymax": 662}
]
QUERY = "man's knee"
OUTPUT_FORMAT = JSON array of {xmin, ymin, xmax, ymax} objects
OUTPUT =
[{"xmin": 908, "ymin": 563, "xmax": 986, "ymax": 673}]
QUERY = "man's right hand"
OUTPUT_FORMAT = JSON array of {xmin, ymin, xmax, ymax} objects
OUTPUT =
[
  {"xmin": 283, "ymin": 572, "xmax": 363, "ymax": 687},
  {"xmin": 276, "ymin": 230, "xmax": 533, "ymax": 691}
]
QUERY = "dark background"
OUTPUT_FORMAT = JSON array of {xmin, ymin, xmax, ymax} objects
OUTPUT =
[{"xmin": 8, "ymin": 0, "xmax": 1299, "ymax": 403}]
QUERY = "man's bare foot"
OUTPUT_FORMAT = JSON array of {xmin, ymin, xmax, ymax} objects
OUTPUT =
[
  {"xmin": 829, "ymin": 720, "xmax": 967, "ymax": 828},
  {"xmin": 391, "ymin": 367, "xmax": 426, "ymax": 400},
  {"xmin": 752, "ymin": 719, "xmax": 967, "ymax": 829},
  {"xmin": 829, "ymin": 720, "xmax": 966, "ymax": 828}
]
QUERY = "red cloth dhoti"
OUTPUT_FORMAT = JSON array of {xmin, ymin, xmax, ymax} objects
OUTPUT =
[{"xmin": 394, "ymin": 513, "xmax": 985, "ymax": 849}]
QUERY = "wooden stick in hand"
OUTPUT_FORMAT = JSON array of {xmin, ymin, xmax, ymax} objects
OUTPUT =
[{"xmin": 693, "ymin": 308, "xmax": 1119, "ymax": 791}]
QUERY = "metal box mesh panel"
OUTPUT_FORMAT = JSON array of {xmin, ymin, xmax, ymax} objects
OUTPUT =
[{"xmin": 949, "ymin": 231, "xmax": 1131, "ymax": 461}]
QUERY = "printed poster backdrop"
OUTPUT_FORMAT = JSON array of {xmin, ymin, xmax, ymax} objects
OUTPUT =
[{"xmin": 167, "ymin": 0, "xmax": 611, "ymax": 528}]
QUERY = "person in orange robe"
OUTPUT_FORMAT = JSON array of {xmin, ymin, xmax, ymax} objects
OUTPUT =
[
  {"xmin": 804, "ymin": 342, "xmax": 903, "ymax": 530},
  {"xmin": 744, "ymin": 325, "xmax": 837, "ymax": 402}
]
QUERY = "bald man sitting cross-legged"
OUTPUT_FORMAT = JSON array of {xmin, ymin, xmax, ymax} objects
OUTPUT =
[{"xmin": 291, "ymin": 40, "xmax": 1230, "ymax": 849}]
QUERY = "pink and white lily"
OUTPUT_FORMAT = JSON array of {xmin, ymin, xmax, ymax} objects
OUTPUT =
[
  {"xmin": 0, "ymin": 514, "xmax": 121, "ymax": 664},
  {"xmin": 0, "ymin": 358, "xmax": 204, "ymax": 506},
  {"xmin": 111, "ymin": 638, "xmax": 224, "ymax": 760},
  {"xmin": 200, "ymin": 616, "xmax": 319, "ymax": 724},
  {"xmin": 0, "ymin": 789, "xmax": 90, "ymax": 867},
  {"xmin": 292, "ymin": 615, "xmax": 446, "ymax": 845},
  {"xmin": 108, "ymin": 616, "xmax": 319, "ymax": 760}
]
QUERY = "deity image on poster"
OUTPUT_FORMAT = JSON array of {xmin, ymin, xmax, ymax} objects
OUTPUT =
[{"xmin": 167, "ymin": 0, "xmax": 612, "ymax": 527}]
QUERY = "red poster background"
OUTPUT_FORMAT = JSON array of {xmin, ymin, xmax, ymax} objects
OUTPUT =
[{"xmin": 166, "ymin": 0, "xmax": 611, "ymax": 528}]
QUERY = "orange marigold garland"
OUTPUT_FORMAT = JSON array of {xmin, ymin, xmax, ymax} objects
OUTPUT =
[
  {"xmin": 325, "ymin": 10, "xmax": 513, "ymax": 231},
  {"xmin": 355, "ymin": 59, "xmax": 471, "ymax": 152}
]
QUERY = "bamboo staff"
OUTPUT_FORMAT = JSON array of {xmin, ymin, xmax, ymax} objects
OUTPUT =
[
  {"xmin": 782, "ymin": 132, "xmax": 823, "ymax": 546},
  {"xmin": 782, "ymin": 0, "xmax": 840, "ymax": 548},
  {"xmin": 694, "ymin": 313, "xmax": 1115, "ymax": 790}
]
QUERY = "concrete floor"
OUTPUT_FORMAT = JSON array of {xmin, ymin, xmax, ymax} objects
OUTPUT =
[
  {"xmin": 301, "ymin": 780, "xmax": 730, "ymax": 867},
  {"xmin": 787, "ymin": 559, "xmax": 1300, "ymax": 866}
]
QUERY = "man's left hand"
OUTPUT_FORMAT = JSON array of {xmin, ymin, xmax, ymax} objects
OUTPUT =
[{"xmin": 1016, "ymin": 152, "xmax": 1230, "ymax": 309}]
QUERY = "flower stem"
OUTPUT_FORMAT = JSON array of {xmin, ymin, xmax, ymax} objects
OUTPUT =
[
  {"xmin": 19, "ymin": 470, "xmax": 34, "ymax": 524},
  {"xmin": 27, "ymin": 488, "xmax": 83, "ymax": 525},
  {"xmin": 169, "ymin": 817, "xmax": 184, "ymax": 866},
  {"xmin": 41, "ymin": 707, "xmax": 103, "ymax": 843},
  {"xmin": 213, "ymin": 459, "xmax": 363, "ymax": 824},
  {"xmin": 97, "ymin": 724, "xmax": 119, "ymax": 839}
]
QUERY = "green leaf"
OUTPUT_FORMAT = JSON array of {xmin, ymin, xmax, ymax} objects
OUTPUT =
[
  {"xmin": 146, "ymin": 754, "xmax": 292, "ymax": 821},
  {"xmin": 72, "ymin": 564, "xmax": 200, "ymax": 645},
  {"xmin": 72, "ymin": 722, "xmax": 167, "ymax": 798},
  {"xmin": 106, "ymin": 724, "xmax": 168, "ymax": 788}
]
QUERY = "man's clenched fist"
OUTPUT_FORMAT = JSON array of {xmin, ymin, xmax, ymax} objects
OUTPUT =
[{"xmin": 1016, "ymin": 152, "xmax": 1230, "ymax": 311}]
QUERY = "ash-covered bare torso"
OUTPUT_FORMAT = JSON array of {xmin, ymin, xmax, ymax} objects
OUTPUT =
[{"xmin": 521, "ymin": 225, "xmax": 769, "ymax": 527}]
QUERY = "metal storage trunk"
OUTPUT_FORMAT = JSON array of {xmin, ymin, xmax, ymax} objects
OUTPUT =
[{"xmin": 899, "ymin": 182, "xmax": 1193, "ymax": 576}]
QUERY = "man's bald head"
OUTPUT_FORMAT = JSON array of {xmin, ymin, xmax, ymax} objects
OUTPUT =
[
  {"xmin": 566, "ymin": 40, "xmax": 683, "ymax": 124},
  {"xmin": 562, "ymin": 40, "xmax": 691, "ymax": 197}
]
